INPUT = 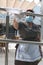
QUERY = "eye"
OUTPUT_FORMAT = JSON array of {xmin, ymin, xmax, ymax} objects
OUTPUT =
[{"xmin": 26, "ymin": 16, "xmax": 30, "ymax": 18}]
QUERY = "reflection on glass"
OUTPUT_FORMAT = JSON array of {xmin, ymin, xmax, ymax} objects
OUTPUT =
[
  {"xmin": 15, "ymin": 30, "xmax": 20, "ymax": 40},
  {"xmin": 26, "ymin": 0, "xmax": 33, "ymax": 2},
  {"xmin": 34, "ymin": 0, "xmax": 40, "ymax": 4},
  {"xmin": 33, "ymin": 3, "xmax": 41, "ymax": 25}
]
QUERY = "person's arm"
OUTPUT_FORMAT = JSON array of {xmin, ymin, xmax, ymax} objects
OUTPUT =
[
  {"xmin": 13, "ymin": 19, "xmax": 19, "ymax": 30},
  {"xmin": 13, "ymin": 19, "xmax": 27, "ymax": 30}
]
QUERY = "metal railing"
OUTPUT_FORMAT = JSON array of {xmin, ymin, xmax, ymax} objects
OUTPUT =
[{"xmin": 0, "ymin": 39, "xmax": 43, "ymax": 45}]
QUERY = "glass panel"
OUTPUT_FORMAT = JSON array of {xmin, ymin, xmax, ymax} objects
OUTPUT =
[{"xmin": 0, "ymin": 2, "xmax": 42, "ymax": 42}]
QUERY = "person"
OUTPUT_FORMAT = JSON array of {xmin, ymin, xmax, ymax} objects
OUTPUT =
[
  {"xmin": 2, "ymin": 23, "xmax": 17, "ymax": 39},
  {"xmin": 13, "ymin": 10, "xmax": 42, "ymax": 65}
]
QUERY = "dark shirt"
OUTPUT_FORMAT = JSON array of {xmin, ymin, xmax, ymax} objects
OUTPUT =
[{"xmin": 18, "ymin": 22, "xmax": 41, "ymax": 41}]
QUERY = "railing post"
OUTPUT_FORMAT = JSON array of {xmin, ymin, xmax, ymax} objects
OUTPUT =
[{"xmin": 5, "ymin": 13, "xmax": 9, "ymax": 65}]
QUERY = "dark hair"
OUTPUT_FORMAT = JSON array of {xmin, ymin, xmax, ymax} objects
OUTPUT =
[
  {"xmin": 26, "ymin": 9, "xmax": 34, "ymax": 13},
  {"xmin": 26, "ymin": 9, "xmax": 35, "ymax": 18}
]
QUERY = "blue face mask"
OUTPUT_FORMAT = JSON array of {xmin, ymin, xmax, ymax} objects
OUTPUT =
[{"xmin": 26, "ymin": 16, "xmax": 33, "ymax": 23}]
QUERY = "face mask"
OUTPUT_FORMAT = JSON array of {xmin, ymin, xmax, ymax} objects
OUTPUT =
[{"xmin": 26, "ymin": 16, "xmax": 33, "ymax": 22}]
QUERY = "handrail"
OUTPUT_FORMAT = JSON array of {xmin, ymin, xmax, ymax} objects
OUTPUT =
[
  {"xmin": 0, "ymin": 7, "xmax": 43, "ymax": 17},
  {"xmin": 15, "ymin": 11, "xmax": 43, "ymax": 18},
  {"xmin": 0, "ymin": 39, "xmax": 43, "ymax": 45},
  {"xmin": 19, "ymin": 12, "xmax": 43, "ymax": 17},
  {"xmin": 0, "ymin": 8, "xmax": 6, "ymax": 11}
]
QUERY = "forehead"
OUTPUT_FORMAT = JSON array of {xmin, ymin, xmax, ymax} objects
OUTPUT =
[
  {"xmin": 26, "ymin": 12, "xmax": 35, "ymax": 18},
  {"xmin": 26, "ymin": 11, "xmax": 32, "ymax": 16}
]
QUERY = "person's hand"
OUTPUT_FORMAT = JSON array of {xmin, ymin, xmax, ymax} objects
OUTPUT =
[
  {"xmin": 36, "ymin": 33, "xmax": 41, "ymax": 41},
  {"xmin": 13, "ymin": 19, "xmax": 18, "ymax": 30}
]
